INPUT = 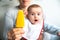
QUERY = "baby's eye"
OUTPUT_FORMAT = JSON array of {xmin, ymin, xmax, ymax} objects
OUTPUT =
[
  {"xmin": 38, "ymin": 13, "xmax": 40, "ymax": 15},
  {"xmin": 31, "ymin": 14, "xmax": 34, "ymax": 15}
]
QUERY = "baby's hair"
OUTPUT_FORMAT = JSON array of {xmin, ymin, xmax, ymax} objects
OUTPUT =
[{"xmin": 27, "ymin": 4, "xmax": 42, "ymax": 12}]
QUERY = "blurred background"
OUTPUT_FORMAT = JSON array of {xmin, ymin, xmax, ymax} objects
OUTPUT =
[{"xmin": 0, "ymin": 0, "xmax": 60, "ymax": 40}]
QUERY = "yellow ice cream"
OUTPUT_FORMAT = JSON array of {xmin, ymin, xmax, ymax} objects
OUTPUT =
[{"xmin": 16, "ymin": 10, "xmax": 24, "ymax": 28}]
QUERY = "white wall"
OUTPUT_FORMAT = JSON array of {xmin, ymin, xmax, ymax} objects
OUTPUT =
[
  {"xmin": 42, "ymin": 0, "xmax": 60, "ymax": 27},
  {"xmin": 0, "ymin": 0, "xmax": 60, "ymax": 39}
]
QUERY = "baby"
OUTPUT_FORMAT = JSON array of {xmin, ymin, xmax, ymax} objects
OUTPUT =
[{"xmin": 22, "ymin": 4, "xmax": 60, "ymax": 40}]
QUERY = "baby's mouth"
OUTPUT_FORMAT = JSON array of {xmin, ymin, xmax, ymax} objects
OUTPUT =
[{"xmin": 35, "ymin": 20, "xmax": 38, "ymax": 22}]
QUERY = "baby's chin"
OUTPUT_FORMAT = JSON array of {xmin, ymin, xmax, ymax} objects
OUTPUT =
[{"xmin": 32, "ymin": 22, "xmax": 40, "ymax": 25}]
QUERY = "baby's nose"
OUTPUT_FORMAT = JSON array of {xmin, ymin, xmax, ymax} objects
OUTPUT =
[{"xmin": 35, "ymin": 15, "xmax": 38, "ymax": 18}]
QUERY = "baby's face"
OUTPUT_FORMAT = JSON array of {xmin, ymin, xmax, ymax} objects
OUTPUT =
[{"xmin": 28, "ymin": 7, "xmax": 43, "ymax": 24}]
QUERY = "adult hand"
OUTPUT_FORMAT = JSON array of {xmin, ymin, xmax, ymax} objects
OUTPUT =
[{"xmin": 8, "ymin": 28, "xmax": 25, "ymax": 40}]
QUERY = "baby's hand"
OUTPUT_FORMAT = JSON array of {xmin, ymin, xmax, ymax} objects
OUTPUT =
[{"xmin": 57, "ymin": 32, "xmax": 60, "ymax": 36}]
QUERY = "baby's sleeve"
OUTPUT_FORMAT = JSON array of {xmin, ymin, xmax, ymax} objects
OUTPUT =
[{"xmin": 44, "ymin": 23, "xmax": 60, "ymax": 35}]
